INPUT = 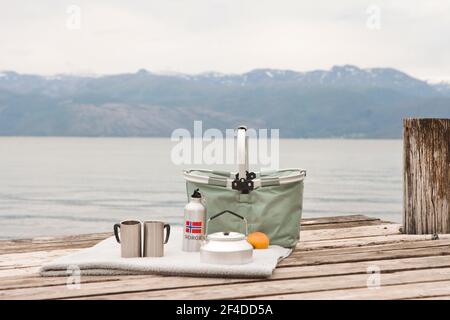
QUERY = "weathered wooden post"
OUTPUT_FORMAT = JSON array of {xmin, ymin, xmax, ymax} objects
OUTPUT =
[{"xmin": 403, "ymin": 118, "xmax": 450, "ymax": 234}]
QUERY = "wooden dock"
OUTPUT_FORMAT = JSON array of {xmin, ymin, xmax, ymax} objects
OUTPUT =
[{"xmin": 1, "ymin": 215, "xmax": 450, "ymax": 300}]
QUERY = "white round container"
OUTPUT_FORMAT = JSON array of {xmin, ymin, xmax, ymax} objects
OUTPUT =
[{"xmin": 200, "ymin": 231, "xmax": 253, "ymax": 265}]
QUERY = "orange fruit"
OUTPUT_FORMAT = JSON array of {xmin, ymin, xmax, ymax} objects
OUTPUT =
[{"xmin": 247, "ymin": 232, "xmax": 270, "ymax": 249}]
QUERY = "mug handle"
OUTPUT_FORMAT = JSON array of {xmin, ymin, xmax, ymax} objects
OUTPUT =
[
  {"xmin": 114, "ymin": 223, "xmax": 121, "ymax": 243},
  {"xmin": 163, "ymin": 224, "xmax": 171, "ymax": 244}
]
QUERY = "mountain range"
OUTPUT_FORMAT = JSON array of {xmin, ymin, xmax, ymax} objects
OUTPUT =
[{"xmin": 0, "ymin": 65, "xmax": 449, "ymax": 138}]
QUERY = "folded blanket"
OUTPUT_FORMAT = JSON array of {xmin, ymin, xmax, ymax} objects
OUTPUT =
[{"xmin": 40, "ymin": 227, "xmax": 292, "ymax": 278}]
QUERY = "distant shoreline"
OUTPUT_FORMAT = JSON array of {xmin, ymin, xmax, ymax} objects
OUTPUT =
[{"xmin": 0, "ymin": 135, "xmax": 403, "ymax": 140}]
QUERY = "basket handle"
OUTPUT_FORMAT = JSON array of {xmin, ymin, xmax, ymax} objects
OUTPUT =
[
  {"xmin": 237, "ymin": 126, "xmax": 249, "ymax": 179},
  {"xmin": 205, "ymin": 210, "xmax": 248, "ymax": 236}
]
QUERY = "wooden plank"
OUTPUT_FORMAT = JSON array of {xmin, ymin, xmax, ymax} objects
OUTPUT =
[
  {"xmin": 274, "ymin": 255, "xmax": 450, "ymax": 278},
  {"xmin": 2, "ymin": 234, "xmax": 448, "ymax": 278},
  {"xmin": 281, "ymin": 244, "xmax": 450, "ymax": 267},
  {"xmin": 3, "ymin": 237, "xmax": 447, "ymax": 274},
  {"xmin": 298, "ymin": 233, "xmax": 450, "ymax": 250},
  {"xmin": 0, "ymin": 215, "xmax": 379, "ymax": 254},
  {"xmin": 300, "ymin": 219, "xmax": 387, "ymax": 231},
  {"xmin": 0, "ymin": 232, "xmax": 111, "ymax": 247},
  {"xmin": 3, "ymin": 252, "xmax": 450, "ymax": 300},
  {"xmin": 295, "ymin": 238, "xmax": 450, "ymax": 257},
  {"xmin": 0, "ymin": 226, "xmax": 448, "ymax": 279},
  {"xmin": 2, "ymin": 253, "xmax": 450, "ymax": 293},
  {"xmin": 2, "ymin": 214, "xmax": 449, "ymax": 300},
  {"xmin": 0, "ymin": 223, "xmax": 401, "ymax": 260},
  {"xmin": 0, "ymin": 275, "xmax": 148, "ymax": 290},
  {"xmin": 2, "ymin": 252, "xmax": 450, "ymax": 292},
  {"xmin": 413, "ymin": 295, "xmax": 450, "ymax": 300},
  {"xmin": 1, "ymin": 231, "xmax": 444, "ymax": 273},
  {"xmin": 0, "ymin": 275, "xmax": 249, "ymax": 300},
  {"xmin": 0, "ymin": 250, "xmax": 79, "ymax": 269},
  {"xmin": 0, "ymin": 240, "xmax": 109, "ymax": 255},
  {"xmin": 254, "ymin": 280, "xmax": 450, "ymax": 300},
  {"xmin": 0, "ymin": 234, "xmax": 111, "ymax": 254},
  {"xmin": 71, "ymin": 267, "xmax": 450, "ymax": 300},
  {"xmin": 0, "ymin": 249, "xmax": 77, "ymax": 278},
  {"xmin": 0, "ymin": 266, "xmax": 42, "ymax": 279},
  {"xmin": 300, "ymin": 215, "xmax": 379, "ymax": 225},
  {"xmin": 299, "ymin": 224, "xmax": 401, "ymax": 242}
]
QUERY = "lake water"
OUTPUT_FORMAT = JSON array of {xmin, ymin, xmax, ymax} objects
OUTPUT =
[{"xmin": 0, "ymin": 138, "xmax": 402, "ymax": 239}]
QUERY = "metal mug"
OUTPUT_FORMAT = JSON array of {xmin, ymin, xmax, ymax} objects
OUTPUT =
[
  {"xmin": 143, "ymin": 221, "xmax": 171, "ymax": 257},
  {"xmin": 114, "ymin": 220, "xmax": 142, "ymax": 258}
]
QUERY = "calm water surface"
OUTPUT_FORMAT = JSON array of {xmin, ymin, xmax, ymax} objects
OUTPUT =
[{"xmin": 0, "ymin": 138, "xmax": 402, "ymax": 239}]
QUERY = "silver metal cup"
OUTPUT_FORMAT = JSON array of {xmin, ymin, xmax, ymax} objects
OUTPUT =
[
  {"xmin": 113, "ymin": 220, "xmax": 142, "ymax": 258},
  {"xmin": 143, "ymin": 221, "xmax": 170, "ymax": 257}
]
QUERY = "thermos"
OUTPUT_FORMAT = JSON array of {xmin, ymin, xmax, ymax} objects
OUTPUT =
[{"xmin": 183, "ymin": 189, "xmax": 206, "ymax": 252}]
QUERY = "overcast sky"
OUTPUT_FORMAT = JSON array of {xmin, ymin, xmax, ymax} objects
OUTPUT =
[{"xmin": 1, "ymin": 0, "xmax": 449, "ymax": 81}]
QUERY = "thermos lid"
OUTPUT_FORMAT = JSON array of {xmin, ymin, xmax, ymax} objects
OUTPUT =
[
  {"xmin": 207, "ymin": 231, "xmax": 245, "ymax": 241},
  {"xmin": 191, "ymin": 188, "xmax": 202, "ymax": 198}
]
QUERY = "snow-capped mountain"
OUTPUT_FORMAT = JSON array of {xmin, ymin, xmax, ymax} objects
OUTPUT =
[
  {"xmin": 0, "ymin": 65, "xmax": 447, "ymax": 95},
  {"xmin": 163, "ymin": 65, "xmax": 444, "ymax": 95},
  {"xmin": 0, "ymin": 65, "xmax": 448, "ymax": 137}
]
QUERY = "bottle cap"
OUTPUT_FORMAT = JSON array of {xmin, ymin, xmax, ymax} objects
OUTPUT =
[{"xmin": 191, "ymin": 189, "xmax": 202, "ymax": 198}]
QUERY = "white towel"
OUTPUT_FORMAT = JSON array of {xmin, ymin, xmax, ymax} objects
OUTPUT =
[{"xmin": 40, "ymin": 227, "xmax": 292, "ymax": 278}]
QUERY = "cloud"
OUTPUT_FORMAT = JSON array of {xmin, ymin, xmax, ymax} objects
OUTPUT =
[{"xmin": 0, "ymin": 0, "xmax": 449, "ymax": 80}]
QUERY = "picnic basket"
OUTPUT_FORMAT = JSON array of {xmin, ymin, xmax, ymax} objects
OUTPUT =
[{"xmin": 184, "ymin": 126, "xmax": 306, "ymax": 248}]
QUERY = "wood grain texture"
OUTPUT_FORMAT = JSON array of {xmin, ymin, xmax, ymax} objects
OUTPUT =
[
  {"xmin": 299, "ymin": 223, "xmax": 401, "ymax": 242},
  {"xmin": 0, "ymin": 233, "xmax": 112, "ymax": 254},
  {"xmin": 403, "ymin": 118, "xmax": 450, "ymax": 234},
  {"xmin": 81, "ymin": 268, "xmax": 450, "ymax": 300},
  {"xmin": 249, "ymin": 280, "xmax": 450, "ymax": 300},
  {"xmin": 3, "ymin": 254, "xmax": 450, "ymax": 293},
  {"xmin": 4, "ymin": 251, "xmax": 450, "ymax": 300},
  {"xmin": 2, "ymin": 215, "xmax": 450, "ymax": 300}
]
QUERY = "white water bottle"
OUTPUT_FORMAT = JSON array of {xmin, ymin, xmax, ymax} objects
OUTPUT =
[{"xmin": 182, "ymin": 189, "xmax": 206, "ymax": 252}]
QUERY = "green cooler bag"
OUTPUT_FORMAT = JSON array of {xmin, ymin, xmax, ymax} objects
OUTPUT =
[{"xmin": 184, "ymin": 127, "xmax": 306, "ymax": 248}]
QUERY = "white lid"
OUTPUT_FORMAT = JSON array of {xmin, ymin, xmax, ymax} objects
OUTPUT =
[{"xmin": 207, "ymin": 231, "xmax": 245, "ymax": 241}]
